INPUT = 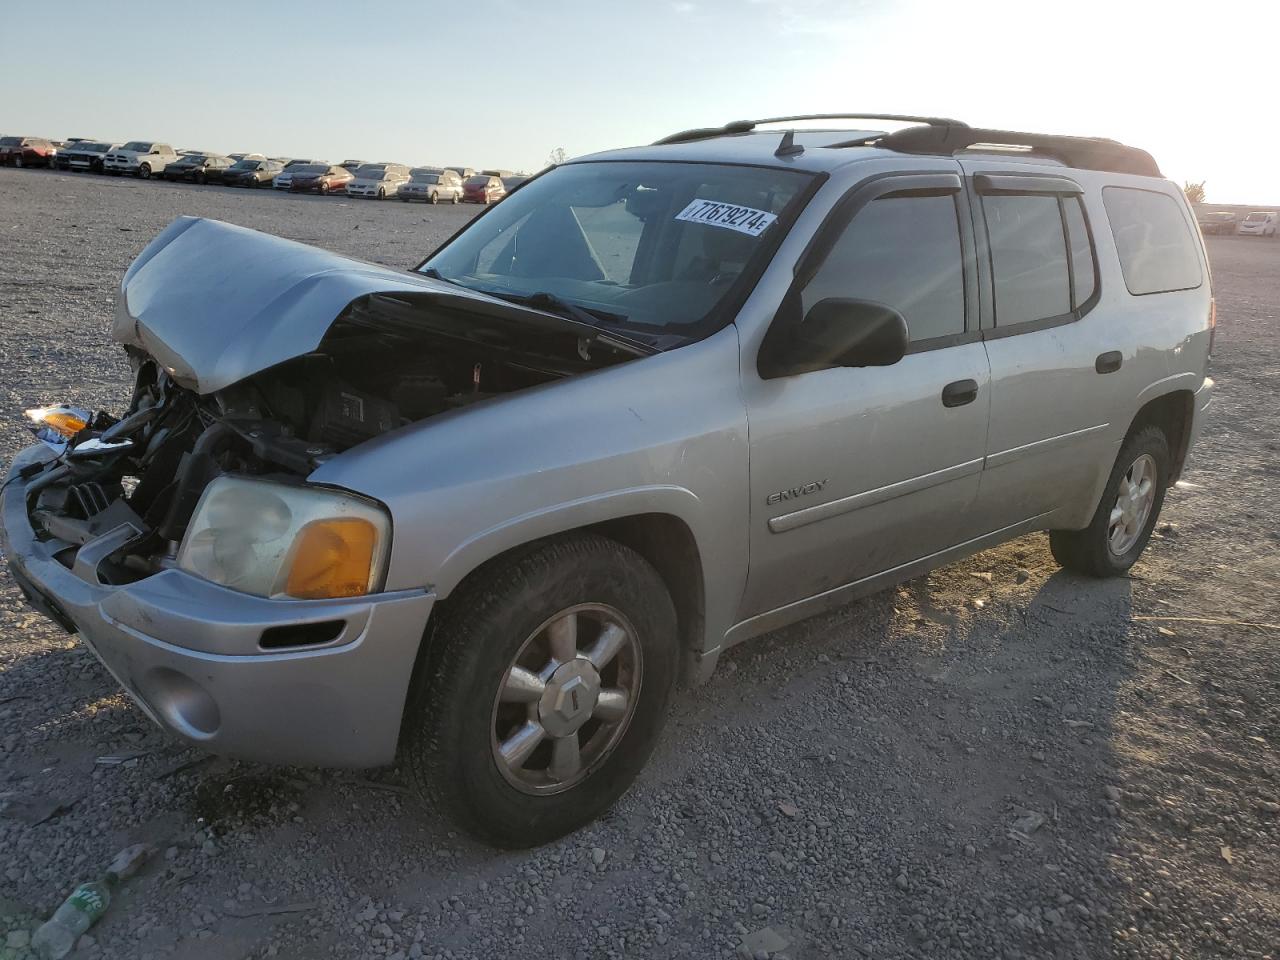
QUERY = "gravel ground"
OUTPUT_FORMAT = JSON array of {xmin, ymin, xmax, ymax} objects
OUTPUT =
[{"xmin": 1, "ymin": 167, "xmax": 1277, "ymax": 960}]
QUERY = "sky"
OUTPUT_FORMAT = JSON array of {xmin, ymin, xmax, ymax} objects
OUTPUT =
[{"xmin": 6, "ymin": 0, "xmax": 1278, "ymax": 203}]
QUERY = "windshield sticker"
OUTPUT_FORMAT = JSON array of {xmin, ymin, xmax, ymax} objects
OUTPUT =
[{"xmin": 675, "ymin": 198, "xmax": 777, "ymax": 237}]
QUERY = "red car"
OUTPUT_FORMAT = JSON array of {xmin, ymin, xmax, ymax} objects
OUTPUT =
[
  {"xmin": 0, "ymin": 137, "xmax": 56, "ymax": 168},
  {"xmin": 289, "ymin": 164, "xmax": 354, "ymax": 195},
  {"xmin": 462, "ymin": 174, "xmax": 506, "ymax": 204}
]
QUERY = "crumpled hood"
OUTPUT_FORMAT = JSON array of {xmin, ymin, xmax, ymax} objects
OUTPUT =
[{"xmin": 113, "ymin": 217, "xmax": 500, "ymax": 395}]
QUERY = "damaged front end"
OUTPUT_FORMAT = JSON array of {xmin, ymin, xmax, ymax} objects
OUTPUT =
[{"xmin": 20, "ymin": 216, "xmax": 648, "ymax": 594}]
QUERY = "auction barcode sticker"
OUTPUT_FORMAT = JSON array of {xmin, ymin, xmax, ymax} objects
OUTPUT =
[{"xmin": 674, "ymin": 198, "xmax": 778, "ymax": 237}]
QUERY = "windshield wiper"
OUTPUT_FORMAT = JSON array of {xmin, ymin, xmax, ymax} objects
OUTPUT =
[
  {"xmin": 420, "ymin": 267, "xmax": 461, "ymax": 287},
  {"xmin": 524, "ymin": 291, "xmax": 627, "ymax": 328}
]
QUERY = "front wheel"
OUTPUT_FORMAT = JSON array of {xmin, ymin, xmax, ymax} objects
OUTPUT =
[
  {"xmin": 377, "ymin": 188, "xmax": 385, "ymax": 200},
  {"xmin": 451, "ymin": 192, "xmax": 459, "ymax": 204},
  {"xmin": 403, "ymin": 534, "xmax": 678, "ymax": 848},
  {"xmin": 14, "ymin": 156, "xmax": 23, "ymax": 169},
  {"xmin": 1049, "ymin": 426, "xmax": 1170, "ymax": 577},
  {"xmin": 138, "ymin": 163, "xmax": 152, "ymax": 179}
]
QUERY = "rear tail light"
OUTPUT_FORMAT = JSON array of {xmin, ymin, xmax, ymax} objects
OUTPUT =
[{"xmin": 1208, "ymin": 297, "xmax": 1216, "ymax": 355}]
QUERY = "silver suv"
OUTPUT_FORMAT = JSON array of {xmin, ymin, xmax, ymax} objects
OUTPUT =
[{"xmin": 1, "ymin": 114, "xmax": 1214, "ymax": 847}]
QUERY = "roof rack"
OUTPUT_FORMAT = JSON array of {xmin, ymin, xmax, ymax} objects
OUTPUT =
[
  {"xmin": 870, "ymin": 124, "xmax": 1161, "ymax": 178},
  {"xmin": 653, "ymin": 113, "xmax": 966, "ymax": 146}
]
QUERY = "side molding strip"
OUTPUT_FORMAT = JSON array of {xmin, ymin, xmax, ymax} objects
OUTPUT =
[
  {"xmin": 768, "ymin": 457, "xmax": 984, "ymax": 534},
  {"xmin": 984, "ymin": 423, "xmax": 1110, "ymax": 470}
]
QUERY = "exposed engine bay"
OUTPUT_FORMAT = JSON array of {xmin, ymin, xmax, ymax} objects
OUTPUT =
[{"xmin": 22, "ymin": 291, "xmax": 638, "ymax": 586}]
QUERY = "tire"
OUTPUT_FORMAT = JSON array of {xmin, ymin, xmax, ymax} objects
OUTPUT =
[
  {"xmin": 14, "ymin": 156, "xmax": 23, "ymax": 169},
  {"xmin": 138, "ymin": 163, "xmax": 152, "ymax": 180},
  {"xmin": 429, "ymin": 191, "xmax": 439, "ymax": 204},
  {"xmin": 452, "ymin": 193, "xmax": 459, "ymax": 204},
  {"xmin": 1049, "ymin": 425, "xmax": 1170, "ymax": 577},
  {"xmin": 377, "ymin": 188, "xmax": 385, "ymax": 200},
  {"xmin": 403, "ymin": 534, "xmax": 678, "ymax": 848}
]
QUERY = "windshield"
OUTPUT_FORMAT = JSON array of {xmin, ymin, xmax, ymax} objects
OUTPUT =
[
  {"xmin": 0, "ymin": 137, "xmax": 22, "ymax": 146},
  {"xmin": 355, "ymin": 165, "xmax": 388, "ymax": 179},
  {"xmin": 411, "ymin": 172, "xmax": 441, "ymax": 183},
  {"xmin": 121, "ymin": 142, "xmax": 152, "ymax": 152},
  {"xmin": 1244, "ymin": 212, "xmax": 1271, "ymax": 221},
  {"xmin": 420, "ymin": 160, "xmax": 813, "ymax": 337},
  {"xmin": 231, "ymin": 159, "xmax": 260, "ymax": 170},
  {"xmin": 179, "ymin": 155, "xmax": 208, "ymax": 164},
  {"xmin": 82, "ymin": 142, "xmax": 113, "ymax": 152},
  {"xmin": 294, "ymin": 164, "xmax": 329, "ymax": 175}
]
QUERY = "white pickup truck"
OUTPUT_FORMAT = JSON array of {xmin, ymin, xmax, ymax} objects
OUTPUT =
[{"xmin": 103, "ymin": 141, "xmax": 178, "ymax": 179}]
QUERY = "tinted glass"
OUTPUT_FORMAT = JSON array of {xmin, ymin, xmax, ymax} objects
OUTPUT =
[
  {"xmin": 1102, "ymin": 187, "xmax": 1202, "ymax": 295},
  {"xmin": 985, "ymin": 194, "xmax": 1070, "ymax": 325},
  {"xmin": 803, "ymin": 193, "xmax": 965, "ymax": 341},
  {"xmin": 423, "ymin": 160, "xmax": 812, "ymax": 336},
  {"xmin": 1062, "ymin": 197, "xmax": 1096, "ymax": 308},
  {"xmin": 0, "ymin": 137, "xmax": 21, "ymax": 146}
]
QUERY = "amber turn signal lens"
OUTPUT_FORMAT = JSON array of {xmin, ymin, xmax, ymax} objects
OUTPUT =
[
  {"xmin": 284, "ymin": 518, "xmax": 379, "ymax": 599},
  {"xmin": 25, "ymin": 406, "xmax": 89, "ymax": 439}
]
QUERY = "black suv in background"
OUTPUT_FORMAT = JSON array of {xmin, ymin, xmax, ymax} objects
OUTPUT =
[
  {"xmin": 163, "ymin": 153, "xmax": 232, "ymax": 184},
  {"xmin": 222, "ymin": 158, "xmax": 284, "ymax": 188}
]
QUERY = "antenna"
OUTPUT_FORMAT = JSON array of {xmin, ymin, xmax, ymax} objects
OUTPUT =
[{"xmin": 774, "ymin": 130, "xmax": 804, "ymax": 157}]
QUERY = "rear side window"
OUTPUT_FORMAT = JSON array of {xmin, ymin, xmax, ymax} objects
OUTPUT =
[
  {"xmin": 802, "ymin": 193, "xmax": 966, "ymax": 342},
  {"xmin": 1102, "ymin": 187, "xmax": 1202, "ymax": 295}
]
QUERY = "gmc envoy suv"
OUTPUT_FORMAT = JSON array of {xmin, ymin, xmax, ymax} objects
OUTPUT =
[{"xmin": 1, "ymin": 114, "xmax": 1214, "ymax": 847}]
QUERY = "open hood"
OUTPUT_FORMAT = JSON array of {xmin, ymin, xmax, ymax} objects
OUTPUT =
[{"xmin": 111, "ymin": 216, "xmax": 647, "ymax": 396}]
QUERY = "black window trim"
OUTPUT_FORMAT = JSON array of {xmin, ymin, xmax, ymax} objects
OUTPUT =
[
  {"xmin": 760, "ymin": 169, "xmax": 980, "ymax": 374},
  {"xmin": 1100, "ymin": 184, "xmax": 1205, "ymax": 297},
  {"xmin": 970, "ymin": 173, "xmax": 1102, "ymax": 341}
]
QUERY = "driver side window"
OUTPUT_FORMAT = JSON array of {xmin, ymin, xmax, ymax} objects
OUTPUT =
[{"xmin": 802, "ymin": 193, "xmax": 966, "ymax": 343}]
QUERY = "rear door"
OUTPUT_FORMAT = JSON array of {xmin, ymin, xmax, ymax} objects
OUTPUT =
[
  {"xmin": 961, "ymin": 163, "xmax": 1122, "ymax": 529},
  {"xmin": 739, "ymin": 169, "xmax": 991, "ymax": 619}
]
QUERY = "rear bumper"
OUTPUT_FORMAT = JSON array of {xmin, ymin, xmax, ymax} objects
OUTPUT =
[
  {"xmin": 1184, "ymin": 376, "xmax": 1215, "ymax": 466},
  {"xmin": 1, "ymin": 445, "xmax": 434, "ymax": 768}
]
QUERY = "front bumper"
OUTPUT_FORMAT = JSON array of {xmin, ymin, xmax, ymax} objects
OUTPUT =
[{"xmin": 1, "ymin": 445, "xmax": 434, "ymax": 768}]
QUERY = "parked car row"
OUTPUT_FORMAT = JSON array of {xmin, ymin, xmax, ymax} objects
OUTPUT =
[
  {"xmin": 1196, "ymin": 209, "xmax": 1279, "ymax": 237},
  {"xmin": 3, "ymin": 136, "xmax": 531, "ymax": 204}
]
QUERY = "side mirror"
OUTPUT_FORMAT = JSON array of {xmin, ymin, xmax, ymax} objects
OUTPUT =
[{"xmin": 760, "ymin": 298, "xmax": 909, "ymax": 378}]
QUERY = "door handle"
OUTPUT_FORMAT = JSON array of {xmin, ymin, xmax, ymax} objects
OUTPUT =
[
  {"xmin": 1095, "ymin": 351, "xmax": 1123, "ymax": 374},
  {"xmin": 941, "ymin": 379, "xmax": 979, "ymax": 408}
]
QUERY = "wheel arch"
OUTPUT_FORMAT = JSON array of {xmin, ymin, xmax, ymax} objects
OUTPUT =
[
  {"xmin": 1128, "ymin": 387, "xmax": 1195, "ymax": 483},
  {"xmin": 419, "ymin": 508, "xmax": 709, "ymax": 686}
]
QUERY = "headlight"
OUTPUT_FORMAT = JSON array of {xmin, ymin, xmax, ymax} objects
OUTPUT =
[{"xmin": 177, "ymin": 477, "xmax": 391, "ymax": 600}]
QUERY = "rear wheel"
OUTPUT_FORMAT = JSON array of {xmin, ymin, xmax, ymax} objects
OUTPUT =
[
  {"xmin": 14, "ymin": 156, "xmax": 23, "ymax": 169},
  {"xmin": 403, "ymin": 534, "xmax": 678, "ymax": 848},
  {"xmin": 1049, "ymin": 426, "xmax": 1170, "ymax": 577}
]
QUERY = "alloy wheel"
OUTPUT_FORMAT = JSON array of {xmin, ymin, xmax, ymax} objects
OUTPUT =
[
  {"xmin": 1108, "ymin": 453, "xmax": 1157, "ymax": 556},
  {"xmin": 490, "ymin": 604, "xmax": 642, "ymax": 796}
]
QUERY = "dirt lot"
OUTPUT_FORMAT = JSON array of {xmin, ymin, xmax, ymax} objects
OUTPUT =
[{"xmin": 0, "ymin": 167, "xmax": 1276, "ymax": 960}]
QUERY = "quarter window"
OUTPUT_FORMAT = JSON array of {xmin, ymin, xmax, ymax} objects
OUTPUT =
[
  {"xmin": 801, "ymin": 193, "xmax": 966, "ymax": 342},
  {"xmin": 1063, "ymin": 197, "xmax": 1097, "ymax": 307},
  {"xmin": 984, "ymin": 194, "xmax": 1071, "ymax": 326},
  {"xmin": 1102, "ymin": 187, "xmax": 1202, "ymax": 295}
]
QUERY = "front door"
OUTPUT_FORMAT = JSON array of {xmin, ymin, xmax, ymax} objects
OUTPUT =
[{"xmin": 739, "ymin": 170, "xmax": 992, "ymax": 620}]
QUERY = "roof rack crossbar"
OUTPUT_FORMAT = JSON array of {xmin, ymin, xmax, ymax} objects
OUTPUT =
[
  {"xmin": 876, "ymin": 125, "xmax": 1161, "ymax": 178},
  {"xmin": 654, "ymin": 113, "xmax": 967, "ymax": 146}
]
